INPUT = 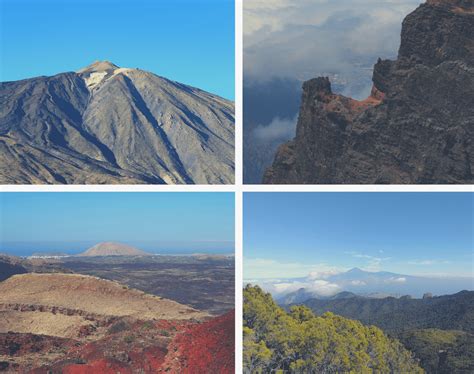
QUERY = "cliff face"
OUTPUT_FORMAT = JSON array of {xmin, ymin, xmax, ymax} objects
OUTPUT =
[{"xmin": 264, "ymin": 0, "xmax": 473, "ymax": 184}]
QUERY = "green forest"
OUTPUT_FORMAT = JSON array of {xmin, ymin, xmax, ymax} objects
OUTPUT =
[
  {"xmin": 399, "ymin": 329, "xmax": 474, "ymax": 373},
  {"xmin": 301, "ymin": 291, "xmax": 474, "ymax": 335},
  {"xmin": 300, "ymin": 290, "xmax": 474, "ymax": 373},
  {"xmin": 243, "ymin": 285, "xmax": 423, "ymax": 373}
]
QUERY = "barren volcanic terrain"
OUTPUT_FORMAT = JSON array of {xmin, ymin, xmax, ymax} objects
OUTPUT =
[
  {"xmin": 0, "ymin": 273, "xmax": 234, "ymax": 373},
  {"xmin": 61, "ymin": 254, "xmax": 235, "ymax": 315}
]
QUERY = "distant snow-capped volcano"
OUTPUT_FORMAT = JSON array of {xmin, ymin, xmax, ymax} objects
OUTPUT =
[{"xmin": 251, "ymin": 267, "xmax": 473, "ymax": 303}]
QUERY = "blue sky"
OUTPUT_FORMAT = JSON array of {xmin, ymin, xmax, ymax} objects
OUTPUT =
[
  {"xmin": 244, "ymin": 193, "xmax": 473, "ymax": 278},
  {"xmin": 0, "ymin": 0, "xmax": 234, "ymax": 99},
  {"xmin": 0, "ymin": 192, "xmax": 234, "ymax": 255}
]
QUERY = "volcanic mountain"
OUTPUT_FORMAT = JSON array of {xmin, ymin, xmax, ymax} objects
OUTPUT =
[
  {"xmin": 0, "ymin": 61, "xmax": 234, "ymax": 184},
  {"xmin": 78, "ymin": 242, "xmax": 151, "ymax": 257},
  {"xmin": 264, "ymin": 0, "xmax": 473, "ymax": 184}
]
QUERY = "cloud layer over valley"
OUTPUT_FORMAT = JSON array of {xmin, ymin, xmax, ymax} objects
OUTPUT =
[{"xmin": 244, "ymin": 0, "xmax": 423, "ymax": 84}]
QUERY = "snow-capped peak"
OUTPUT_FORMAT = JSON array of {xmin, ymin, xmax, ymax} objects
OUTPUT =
[
  {"xmin": 77, "ymin": 60, "xmax": 119, "ymax": 74},
  {"xmin": 77, "ymin": 61, "xmax": 133, "ymax": 90}
]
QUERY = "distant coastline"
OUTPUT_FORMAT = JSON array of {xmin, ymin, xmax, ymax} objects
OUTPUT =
[{"xmin": 0, "ymin": 241, "xmax": 235, "ymax": 257}]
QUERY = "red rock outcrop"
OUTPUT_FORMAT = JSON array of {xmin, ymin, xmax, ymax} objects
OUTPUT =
[
  {"xmin": 160, "ymin": 310, "xmax": 235, "ymax": 373},
  {"xmin": 20, "ymin": 313, "xmax": 235, "ymax": 374}
]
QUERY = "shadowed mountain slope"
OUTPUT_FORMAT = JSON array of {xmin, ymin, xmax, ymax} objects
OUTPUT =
[{"xmin": 0, "ymin": 255, "xmax": 27, "ymax": 282}]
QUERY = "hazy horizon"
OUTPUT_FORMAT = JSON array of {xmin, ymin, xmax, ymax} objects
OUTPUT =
[
  {"xmin": 0, "ymin": 193, "xmax": 235, "ymax": 255},
  {"xmin": 244, "ymin": 192, "xmax": 473, "ymax": 298},
  {"xmin": 244, "ymin": 266, "xmax": 474, "ymax": 281},
  {"xmin": 244, "ymin": 266, "xmax": 473, "ymax": 300},
  {"xmin": 1, "ymin": 239, "xmax": 235, "ymax": 257}
]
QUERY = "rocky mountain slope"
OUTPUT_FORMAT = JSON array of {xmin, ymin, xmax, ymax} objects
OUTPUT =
[
  {"xmin": 0, "ymin": 273, "xmax": 234, "ymax": 372},
  {"xmin": 78, "ymin": 242, "xmax": 151, "ymax": 257},
  {"xmin": 0, "ymin": 61, "xmax": 234, "ymax": 184},
  {"xmin": 264, "ymin": 0, "xmax": 473, "ymax": 184},
  {"xmin": 160, "ymin": 310, "xmax": 234, "ymax": 373},
  {"xmin": 22, "ymin": 311, "xmax": 235, "ymax": 374}
]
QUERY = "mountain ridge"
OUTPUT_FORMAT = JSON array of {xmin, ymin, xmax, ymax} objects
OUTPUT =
[
  {"xmin": 298, "ymin": 290, "xmax": 474, "ymax": 334},
  {"xmin": 265, "ymin": 267, "xmax": 473, "ymax": 303}
]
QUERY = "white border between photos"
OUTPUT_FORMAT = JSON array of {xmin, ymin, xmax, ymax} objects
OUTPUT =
[
  {"xmin": 235, "ymin": 0, "xmax": 243, "ymax": 372},
  {"xmin": 0, "ymin": 1, "xmax": 473, "ymax": 374}
]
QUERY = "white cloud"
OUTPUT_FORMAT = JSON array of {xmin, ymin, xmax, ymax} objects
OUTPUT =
[
  {"xmin": 244, "ymin": 257, "xmax": 343, "ymax": 280},
  {"xmin": 256, "ymin": 278, "xmax": 342, "ymax": 297},
  {"xmin": 253, "ymin": 115, "xmax": 297, "ymax": 142},
  {"xmin": 386, "ymin": 277, "xmax": 406, "ymax": 283},
  {"xmin": 244, "ymin": 257, "xmax": 345, "ymax": 297},
  {"xmin": 306, "ymin": 280, "xmax": 341, "ymax": 296},
  {"xmin": 408, "ymin": 259, "xmax": 452, "ymax": 266},
  {"xmin": 244, "ymin": 0, "xmax": 423, "ymax": 82},
  {"xmin": 307, "ymin": 269, "xmax": 342, "ymax": 280},
  {"xmin": 351, "ymin": 280, "xmax": 366, "ymax": 286}
]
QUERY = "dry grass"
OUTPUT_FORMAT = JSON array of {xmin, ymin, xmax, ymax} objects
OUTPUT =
[
  {"xmin": 0, "ymin": 311, "xmax": 92, "ymax": 338},
  {"xmin": 0, "ymin": 273, "xmax": 208, "ymax": 321}
]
